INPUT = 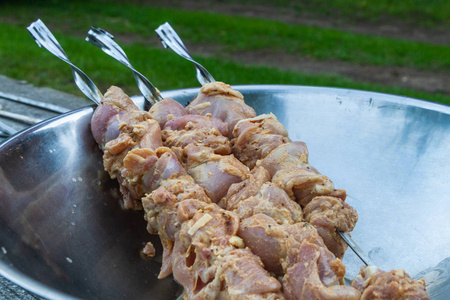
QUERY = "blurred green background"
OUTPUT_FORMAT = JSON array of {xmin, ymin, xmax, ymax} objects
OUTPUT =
[{"xmin": 0, "ymin": 0, "xmax": 449, "ymax": 104}]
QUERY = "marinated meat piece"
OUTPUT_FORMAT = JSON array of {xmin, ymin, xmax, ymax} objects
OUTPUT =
[
  {"xmin": 239, "ymin": 214, "xmax": 360, "ymax": 300},
  {"xmin": 164, "ymin": 114, "xmax": 228, "ymax": 136},
  {"xmin": 91, "ymin": 86, "xmax": 142, "ymax": 148},
  {"xmin": 272, "ymin": 166, "xmax": 336, "ymax": 207},
  {"xmin": 184, "ymin": 144, "xmax": 249, "ymax": 203},
  {"xmin": 149, "ymin": 97, "xmax": 188, "ymax": 128},
  {"xmin": 215, "ymin": 249, "xmax": 284, "ymax": 299},
  {"xmin": 257, "ymin": 142, "xmax": 310, "ymax": 178},
  {"xmin": 143, "ymin": 186, "xmax": 179, "ymax": 278},
  {"xmin": 120, "ymin": 147, "xmax": 186, "ymax": 201},
  {"xmin": 238, "ymin": 214, "xmax": 290, "ymax": 275},
  {"xmin": 93, "ymin": 86, "xmax": 164, "ymax": 209},
  {"xmin": 283, "ymin": 241, "xmax": 361, "ymax": 300},
  {"xmin": 352, "ymin": 266, "xmax": 429, "ymax": 300},
  {"xmin": 238, "ymin": 214, "xmax": 325, "ymax": 276},
  {"xmin": 186, "ymin": 82, "xmax": 256, "ymax": 137},
  {"xmin": 103, "ymin": 116, "xmax": 162, "ymax": 178},
  {"xmin": 142, "ymin": 242, "xmax": 156, "ymax": 258},
  {"xmin": 142, "ymin": 176, "xmax": 212, "ymax": 279},
  {"xmin": 163, "ymin": 114, "xmax": 231, "ymax": 155},
  {"xmin": 171, "ymin": 200, "xmax": 283, "ymax": 299},
  {"xmin": 140, "ymin": 148, "xmax": 186, "ymax": 192},
  {"xmin": 224, "ymin": 167, "xmax": 302, "ymax": 225},
  {"xmin": 232, "ymin": 113, "xmax": 291, "ymax": 169},
  {"xmin": 304, "ymin": 196, "xmax": 358, "ymax": 259},
  {"xmin": 158, "ymin": 175, "xmax": 211, "ymax": 204}
]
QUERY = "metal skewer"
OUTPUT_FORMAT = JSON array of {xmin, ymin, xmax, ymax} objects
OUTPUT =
[
  {"xmin": 2, "ymin": 19, "xmax": 104, "ymax": 138},
  {"xmin": 4, "ymin": 20, "xmax": 159, "ymax": 139},
  {"xmin": 86, "ymin": 26, "xmax": 162, "ymax": 109},
  {"xmin": 155, "ymin": 21, "xmax": 375, "ymax": 267},
  {"xmin": 338, "ymin": 231, "xmax": 374, "ymax": 266},
  {"xmin": 155, "ymin": 22, "xmax": 215, "ymax": 86},
  {"xmin": 27, "ymin": 19, "xmax": 102, "ymax": 105}
]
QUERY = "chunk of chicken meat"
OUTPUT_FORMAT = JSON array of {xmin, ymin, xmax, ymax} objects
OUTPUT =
[
  {"xmin": 352, "ymin": 266, "xmax": 429, "ymax": 299},
  {"xmin": 257, "ymin": 141, "xmax": 310, "ymax": 177},
  {"xmin": 162, "ymin": 114, "xmax": 231, "ymax": 155},
  {"xmin": 142, "ymin": 175, "xmax": 211, "ymax": 279},
  {"xmin": 232, "ymin": 113, "xmax": 291, "ymax": 169},
  {"xmin": 223, "ymin": 166, "xmax": 302, "ymax": 225},
  {"xmin": 257, "ymin": 142, "xmax": 338, "ymax": 206},
  {"xmin": 238, "ymin": 214, "xmax": 360, "ymax": 299},
  {"xmin": 186, "ymin": 82, "xmax": 256, "ymax": 137},
  {"xmin": 149, "ymin": 97, "xmax": 188, "ymax": 128},
  {"xmin": 172, "ymin": 199, "xmax": 283, "ymax": 299},
  {"xmin": 93, "ymin": 86, "xmax": 164, "ymax": 209},
  {"xmin": 184, "ymin": 144, "xmax": 250, "ymax": 203},
  {"xmin": 304, "ymin": 196, "xmax": 358, "ymax": 258},
  {"xmin": 283, "ymin": 240, "xmax": 361, "ymax": 300},
  {"xmin": 91, "ymin": 86, "xmax": 143, "ymax": 148}
]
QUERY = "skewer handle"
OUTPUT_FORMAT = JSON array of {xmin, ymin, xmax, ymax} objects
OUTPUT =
[
  {"xmin": 86, "ymin": 27, "xmax": 162, "ymax": 107},
  {"xmin": 155, "ymin": 22, "xmax": 215, "ymax": 86},
  {"xmin": 27, "ymin": 19, "xmax": 102, "ymax": 105}
]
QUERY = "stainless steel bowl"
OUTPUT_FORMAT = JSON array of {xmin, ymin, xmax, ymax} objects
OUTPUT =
[{"xmin": 1, "ymin": 85, "xmax": 449, "ymax": 299}]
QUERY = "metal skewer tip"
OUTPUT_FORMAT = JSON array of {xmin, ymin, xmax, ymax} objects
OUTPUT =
[{"xmin": 338, "ymin": 230, "xmax": 375, "ymax": 266}]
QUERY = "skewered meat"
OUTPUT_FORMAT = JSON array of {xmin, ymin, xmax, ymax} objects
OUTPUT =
[
  {"xmin": 93, "ymin": 86, "xmax": 164, "ymax": 209},
  {"xmin": 304, "ymin": 196, "xmax": 358, "ymax": 259},
  {"xmin": 186, "ymin": 82, "xmax": 353, "ymax": 257},
  {"xmin": 149, "ymin": 97, "xmax": 188, "ymax": 127},
  {"xmin": 186, "ymin": 82, "xmax": 256, "ymax": 137},
  {"xmin": 91, "ymin": 86, "xmax": 142, "ymax": 148},
  {"xmin": 162, "ymin": 114, "xmax": 231, "ymax": 155},
  {"xmin": 171, "ymin": 199, "xmax": 283, "ymax": 299},
  {"xmin": 237, "ymin": 214, "xmax": 361, "ymax": 299},
  {"xmin": 223, "ymin": 166, "xmax": 302, "ymax": 225},
  {"xmin": 232, "ymin": 113, "xmax": 291, "ymax": 169},
  {"xmin": 92, "ymin": 86, "xmax": 284, "ymax": 298},
  {"xmin": 143, "ymin": 175, "xmax": 211, "ymax": 279},
  {"xmin": 90, "ymin": 83, "xmax": 429, "ymax": 299},
  {"xmin": 352, "ymin": 266, "xmax": 429, "ymax": 299},
  {"xmin": 283, "ymin": 240, "xmax": 361, "ymax": 300},
  {"xmin": 184, "ymin": 144, "xmax": 249, "ymax": 203}
]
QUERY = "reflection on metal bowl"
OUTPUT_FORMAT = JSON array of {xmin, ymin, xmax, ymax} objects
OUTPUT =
[{"xmin": 0, "ymin": 85, "xmax": 449, "ymax": 299}]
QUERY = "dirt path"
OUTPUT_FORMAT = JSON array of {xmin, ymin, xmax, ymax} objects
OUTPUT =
[
  {"xmin": 117, "ymin": 0, "xmax": 449, "ymax": 96},
  {"xmin": 115, "ymin": 32, "xmax": 449, "ymax": 96},
  {"xmin": 143, "ymin": 0, "xmax": 449, "ymax": 45}
]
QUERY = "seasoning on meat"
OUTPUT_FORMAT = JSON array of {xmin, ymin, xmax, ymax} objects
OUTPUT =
[{"xmin": 90, "ymin": 83, "xmax": 430, "ymax": 299}]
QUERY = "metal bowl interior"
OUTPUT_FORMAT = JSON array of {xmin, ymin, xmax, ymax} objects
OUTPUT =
[{"xmin": 0, "ymin": 85, "xmax": 449, "ymax": 299}]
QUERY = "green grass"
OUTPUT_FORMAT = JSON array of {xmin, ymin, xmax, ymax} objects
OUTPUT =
[
  {"xmin": 2, "ymin": 1, "xmax": 449, "ymax": 72},
  {"xmin": 0, "ymin": 22, "xmax": 448, "ymax": 105},
  {"xmin": 230, "ymin": 0, "xmax": 450, "ymax": 28},
  {"xmin": 0, "ymin": 0, "xmax": 449, "ymax": 106}
]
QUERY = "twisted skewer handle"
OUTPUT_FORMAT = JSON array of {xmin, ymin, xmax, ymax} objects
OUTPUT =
[
  {"xmin": 155, "ymin": 22, "xmax": 215, "ymax": 86},
  {"xmin": 86, "ymin": 27, "xmax": 162, "ymax": 106},
  {"xmin": 27, "ymin": 19, "xmax": 102, "ymax": 105}
]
